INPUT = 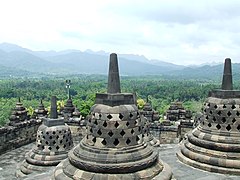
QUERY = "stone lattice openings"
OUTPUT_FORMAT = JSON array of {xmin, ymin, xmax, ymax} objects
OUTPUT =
[
  {"xmin": 53, "ymin": 53, "xmax": 172, "ymax": 179},
  {"xmin": 177, "ymin": 58, "xmax": 240, "ymax": 175}
]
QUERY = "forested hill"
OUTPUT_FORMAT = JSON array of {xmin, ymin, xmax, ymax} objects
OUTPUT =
[
  {"xmin": 168, "ymin": 63, "xmax": 240, "ymax": 81},
  {"xmin": 0, "ymin": 42, "xmax": 239, "ymax": 80},
  {"xmin": 0, "ymin": 43, "xmax": 183, "ymax": 76}
]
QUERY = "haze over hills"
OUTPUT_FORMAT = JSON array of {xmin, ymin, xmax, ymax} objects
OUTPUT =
[
  {"xmin": 0, "ymin": 42, "xmax": 185, "ymax": 75},
  {"xmin": 0, "ymin": 42, "xmax": 239, "ymax": 80}
]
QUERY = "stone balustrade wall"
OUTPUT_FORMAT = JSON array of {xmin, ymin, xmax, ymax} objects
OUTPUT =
[{"xmin": 0, "ymin": 119, "xmax": 41, "ymax": 155}]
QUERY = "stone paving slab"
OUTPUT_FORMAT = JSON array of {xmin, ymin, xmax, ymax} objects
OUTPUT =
[
  {"xmin": 0, "ymin": 143, "xmax": 32, "ymax": 180},
  {"xmin": 0, "ymin": 142, "xmax": 240, "ymax": 180},
  {"xmin": 159, "ymin": 144, "xmax": 240, "ymax": 180}
]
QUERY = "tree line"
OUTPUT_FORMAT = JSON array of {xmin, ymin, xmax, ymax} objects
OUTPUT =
[{"xmin": 0, "ymin": 74, "xmax": 230, "ymax": 126}]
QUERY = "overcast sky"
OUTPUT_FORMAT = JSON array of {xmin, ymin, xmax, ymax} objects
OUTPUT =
[{"xmin": 0, "ymin": 0, "xmax": 240, "ymax": 65}]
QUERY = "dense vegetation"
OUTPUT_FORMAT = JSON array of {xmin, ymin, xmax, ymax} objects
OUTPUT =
[{"xmin": 1, "ymin": 74, "xmax": 237, "ymax": 126}]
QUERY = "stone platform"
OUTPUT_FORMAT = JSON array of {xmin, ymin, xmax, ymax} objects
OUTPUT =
[{"xmin": 1, "ymin": 142, "xmax": 239, "ymax": 180}]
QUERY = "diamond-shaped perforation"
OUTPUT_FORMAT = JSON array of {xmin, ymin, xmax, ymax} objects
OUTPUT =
[
  {"xmin": 101, "ymin": 139, "xmax": 107, "ymax": 145},
  {"xmin": 134, "ymin": 120, "xmax": 138, "ymax": 125},
  {"xmin": 113, "ymin": 139, "xmax": 119, "ymax": 146},
  {"xmin": 120, "ymin": 130, "xmax": 125, "ymax": 136},
  {"xmin": 138, "ymin": 126, "xmax": 141, "ymax": 132},
  {"xmin": 216, "ymin": 124, "xmax": 221, "ymax": 130},
  {"xmin": 226, "ymin": 124, "xmax": 231, "ymax": 131},
  {"xmin": 90, "ymin": 128, "xmax": 93, "ymax": 133},
  {"xmin": 136, "ymin": 136, "xmax": 140, "ymax": 142},
  {"xmin": 107, "ymin": 114, "xmax": 113, "ymax": 119},
  {"xmin": 108, "ymin": 131, "xmax": 113, "ymax": 137},
  {"xmin": 126, "ymin": 122, "xmax": 130, "ymax": 127},
  {"xmin": 97, "ymin": 129, "xmax": 102, "ymax": 135},
  {"xmin": 237, "ymin": 111, "xmax": 240, "ymax": 116},
  {"xmin": 209, "ymin": 110, "xmax": 213, "ymax": 114},
  {"xmin": 119, "ymin": 113, "xmax": 124, "ymax": 120},
  {"xmin": 232, "ymin": 105, "xmax": 236, "ymax": 109},
  {"xmin": 129, "ymin": 113, "xmax": 133, "ymax": 118},
  {"xmin": 217, "ymin": 111, "xmax": 222, "ymax": 116},
  {"xmin": 222, "ymin": 117, "xmax": 226, "ymax": 123},
  {"xmin": 92, "ymin": 137, "xmax": 96, "ymax": 143},
  {"xmin": 232, "ymin": 118, "xmax": 236, "ymax": 124},
  {"xmin": 213, "ymin": 116, "xmax": 216, "ymax": 122},
  {"xmin": 207, "ymin": 103, "xmax": 210, "ymax": 107},
  {"xmin": 227, "ymin": 111, "xmax": 232, "ymax": 117},
  {"xmin": 94, "ymin": 120, "xmax": 98, "ymax": 125},
  {"xmin": 131, "ymin": 129, "xmax": 135, "ymax": 134},
  {"xmin": 103, "ymin": 121, "xmax": 107, "ymax": 127},
  {"xmin": 214, "ymin": 105, "xmax": 218, "ymax": 109},
  {"xmin": 223, "ymin": 104, "xmax": 227, "ymax": 108},
  {"xmin": 208, "ymin": 123, "xmax": 212, "ymax": 127},
  {"xmin": 114, "ymin": 121, "xmax": 119, "ymax": 128},
  {"xmin": 237, "ymin": 124, "xmax": 240, "ymax": 131},
  {"xmin": 126, "ymin": 138, "xmax": 131, "ymax": 145},
  {"xmin": 206, "ymin": 115, "xmax": 209, "ymax": 120}
]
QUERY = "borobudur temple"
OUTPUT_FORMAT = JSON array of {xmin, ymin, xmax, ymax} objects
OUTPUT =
[
  {"xmin": 16, "ymin": 96, "xmax": 73, "ymax": 177},
  {"xmin": 53, "ymin": 53, "xmax": 172, "ymax": 179},
  {"xmin": 177, "ymin": 58, "xmax": 240, "ymax": 175}
]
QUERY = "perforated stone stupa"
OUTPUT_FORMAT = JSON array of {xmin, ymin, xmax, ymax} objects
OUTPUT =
[
  {"xmin": 62, "ymin": 97, "xmax": 75, "ymax": 119},
  {"xmin": 177, "ymin": 58, "xmax": 240, "ymax": 175},
  {"xmin": 9, "ymin": 98, "xmax": 29, "ymax": 126},
  {"xmin": 34, "ymin": 99, "xmax": 48, "ymax": 119},
  {"xmin": 16, "ymin": 96, "xmax": 73, "ymax": 177},
  {"xmin": 53, "ymin": 53, "xmax": 172, "ymax": 179}
]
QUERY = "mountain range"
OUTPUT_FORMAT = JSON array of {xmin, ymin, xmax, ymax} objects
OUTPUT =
[{"xmin": 0, "ymin": 42, "xmax": 239, "ymax": 80}]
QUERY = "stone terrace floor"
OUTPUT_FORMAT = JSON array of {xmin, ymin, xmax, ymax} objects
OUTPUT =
[{"xmin": 0, "ymin": 142, "xmax": 239, "ymax": 180}]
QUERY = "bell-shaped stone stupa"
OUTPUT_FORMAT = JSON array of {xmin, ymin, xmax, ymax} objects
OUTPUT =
[
  {"xmin": 9, "ymin": 98, "xmax": 28, "ymax": 125},
  {"xmin": 34, "ymin": 99, "xmax": 48, "ymax": 119},
  {"xmin": 16, "ymin": 96, "xmax": 73, "ymax": 177},
  {"xmin": 53, "ymin": 53, "xmax": 172, "ymax": 179},
  {"xmin": 177, "ymin": 58, "xmax": 240, "ymax": 175}
]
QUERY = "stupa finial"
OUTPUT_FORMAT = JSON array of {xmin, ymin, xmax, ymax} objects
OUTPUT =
[
  {"xmin": 221, "ymin": 58, "xmax": 233, "ymax": 90},
  {"xmin": 50, "ymin": 96, "xmax": 58, "ymax": 119},
  {"xmin": 107, "ymin": 53, "xmax": 121, "ymax": 93}
]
